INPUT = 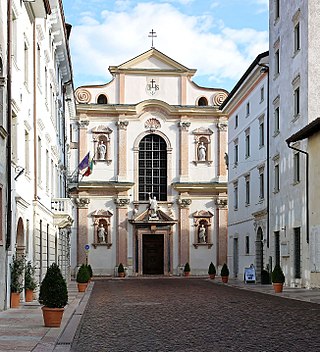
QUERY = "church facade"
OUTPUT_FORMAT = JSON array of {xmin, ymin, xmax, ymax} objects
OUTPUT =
[{"xmin": 71, "ymin": 48, "xmax": 228, "ymax": 276}]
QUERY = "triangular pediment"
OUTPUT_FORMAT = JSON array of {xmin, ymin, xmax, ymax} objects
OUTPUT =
[
  {"xmin": 109, "ymin": 48, "xmax": 196, "ymax": 75},
  {"xmin": 130, "ymin": 208, "xmax": 176, "ymax": 224}
]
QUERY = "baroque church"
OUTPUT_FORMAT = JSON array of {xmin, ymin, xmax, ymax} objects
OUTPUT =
[{"xmin": 71, "ymin": 46, "xmax": 228, "ymax": 276}]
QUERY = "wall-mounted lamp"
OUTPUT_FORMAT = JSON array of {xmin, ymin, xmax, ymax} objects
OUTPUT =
[{"xmin": 14, "ymin": 166, "xmax": 24, "ymax": 180}]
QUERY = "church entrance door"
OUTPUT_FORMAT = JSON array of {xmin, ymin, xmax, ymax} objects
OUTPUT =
[{"xmin": 143, "ymin": 234, "xmax": 164, "ymax": 275}]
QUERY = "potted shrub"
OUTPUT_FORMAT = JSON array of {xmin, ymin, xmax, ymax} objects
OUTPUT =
[
  {"xmin": 87, "ymin": 264, "xmax": 93, "ymax": 281},
  {"xmin": 184, "ymin": 262, "xmax": 191, "ymax": 277},
  {"xmin": 208, "ymin": 262, "xmax": 216, "ymax": 279},
  {"xmin": 10, "ymin": 255, "xmax": 25, "ymax": 308},
  {"xmin": 38, "ymin": 263, "xmax": 68, "ymax": 327},
  {"xmin": 271, "ymin": 264, "xmax": 285, "ymax": 293},
  {"xmin": 76, "ymin": 264, "xmax": 90, "ymax": 292},
  {"xmin": 220, "ymin": 263, "xmax": 229, "ymax": 283},
  {"xmin": 25, "ymin": 261, "xmax": 37, "ymax": 302},
  {"xmin": 118, "ymin": 263, "xmax": 125, "ymax": 278}
]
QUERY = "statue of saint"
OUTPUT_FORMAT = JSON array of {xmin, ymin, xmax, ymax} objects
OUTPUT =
[
  {"xmin": 97, "ymin": 140, "xmax": 106, "ymax": 160},
  {"xmin": 198, "ymin": 224, "xmax": 206, "ymax": 243},
  {"xmin": 98, "ymin": 223, "xmax": 106, "ymax": 243},
  {"xmin": 148, "ymin": 194, "xmax": 159, "ymax": 220},
  {"xmin": 198, "ymin": 142, "xmax": 206, "ymax": 161}
]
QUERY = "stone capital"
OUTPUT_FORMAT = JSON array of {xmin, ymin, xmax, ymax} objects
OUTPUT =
[
  {"xmin": 215, "ymin": 198, "xmax": 228, "ymax": 209},
  {"xmin": 178, "ymin": 122, "xmax": 191, "ymax": 131},
  {"xmin": 113, "ymin": 197, "xmax": 130, "ymax": 208},
  {"xmin": 79, "ymin": 120, "xmax": 89, "ymax": 128},
  {"xmin": 177, "ymin": 198, "xmax": 192, "ymax": 208},
  {"xmin": 217, "ymin": 122, "xmax": 228, "ymax": 132},
  {"xmin": 74, "ymin": 197, "xmax": 90, "ymax": 209},
  {"xmin": 116, "ymin": 121, "xmax": 129, "ymax": 130}
]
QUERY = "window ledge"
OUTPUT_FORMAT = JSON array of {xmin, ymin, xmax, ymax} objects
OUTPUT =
[
  {"xmin": 273, "ymin": 130, "xmax": 280, "ymax": 138},
  {"xmin": 292, "ymin": 113, "xmax": 300, "ymax": 122},
  {"xmin": 193, "ymin": 160, "xmax": 213, "ymax": 166},
  {"xmin": 92, "ymin": 242, "xmax": 112, "ymax": 249},
  {"xmin": 193, "ymin": 243, "xmax": 213, "ymax": 249}
]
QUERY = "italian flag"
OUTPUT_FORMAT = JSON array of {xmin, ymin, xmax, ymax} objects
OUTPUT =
[{"xmin": 83, "ymin": 158, "xmax": 94, "ymax": 177}]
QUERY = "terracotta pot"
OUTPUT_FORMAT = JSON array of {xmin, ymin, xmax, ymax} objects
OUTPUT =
[
  {"xmin": 221, "ymin": 276, "xmax": 229, "ymax": 283},
  {"xmin": 10, "ymin": 292, "xmax": 20, "ymax": 308},
  {"xmin": 25, "ymin": 289, "xmax": 34, "ymax": 302},
  {"xmin": 184, "ymin": 271, "xmax": 190, "ymax": 277},
  {"xmin": 41, "ymin": 306, "xmax": 64, "ymax": 328},
  {"xmin": 209, "ymin": 274, "xmax": 216, "ymax": 280},
  {"xmin": 273, "ymin": 282, "xmax": 283, "ymax": 293},
  {"xmin": 77, "ymin": 282, "xmax": 88, "ymax": 292},
  {"xmin": 119, "ymin": 272, "xmax": 125, "ymax": 278}
]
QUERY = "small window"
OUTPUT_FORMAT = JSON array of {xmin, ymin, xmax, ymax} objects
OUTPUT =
[
  {"xmin": 245, "ymin": 132, "xmax": 250, "ymax": 158},
  {"xmin": 235, "ymin": 115, "xmax": 238, "ymax": 129},
  {"xmin": 294, "ymin": 87, "xmax": 300, "ymax": 116},
  {"xmin": 275, "ymin": 49, "xmax": 280, "ymax": 75},
  {"xmin": 245, "ymin": 177, "xmax": 250, "ymax": 206},
  {"xmin": 294, "ymin": 22, "xmax": 300, "ymax": 52},
  {"xmin": 260, "ymin": 86, "xmax": 264, "ymax": 102},
  {"xmin": 234, "ymin": 183, "xmax": 238, "ymax": 210},
  {"xmin": 259, "ymin": 171, "xmax": 265, "ymax": 200},
  {"xmin": 234, "ymin": 143, "xmax": 239, "ymax": 166},
  {"xmin": 259, "ymin": 120, "xmax": 265, "ymax": 147},
  {"xmin": 246, "ymin": 102, "xmax": 250, "ymax": 116},
  {"xmin": 198, "ymin": 97, "xmax": 208, "ymax": 106},
  {"xmin": 293, "ymin": 152, "xmax": 300, "ymax": 183},
  {"xmin": 274, "ymin": 163, "xmax": 280, "ymax": 192},
  {"xmin": 97, "ymin": 94, "xmax": 108, "ymax": 104},
  {"xmin": 274, "ymin": 106, "xmax": 280, "ymax": 133},
  {"xmin": 275, "ymin": 0, "xmax": 280, "ymax": 20},
  {"xmin": 245, "ymin": 236, "xmax": 250, "ymax": 255}
]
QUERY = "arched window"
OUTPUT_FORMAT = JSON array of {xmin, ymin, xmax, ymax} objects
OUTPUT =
[
  {"xmin": 198, "ymin": 97, "xmax": 208, "ymax": 106},
  {"xmin": 0, "ymin": 58, "xmax": 3, "ymax": 76},
  {"xmin": 139, "ymin": 134, "xmax": 167, "ymax": 201},
  {"xmin": 97, "ymin": 94, "xmax": 108, "ymax": 104}
]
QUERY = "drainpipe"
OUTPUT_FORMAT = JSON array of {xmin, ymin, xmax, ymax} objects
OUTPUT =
[{"xmin": 286, "ymin": 143, "xmax": 309, "ymax": 243}]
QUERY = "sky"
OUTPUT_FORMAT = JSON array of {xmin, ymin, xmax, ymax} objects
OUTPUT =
[{"xmin": 63, "ymin": 0, "xmax": 269, "ymax": 92}]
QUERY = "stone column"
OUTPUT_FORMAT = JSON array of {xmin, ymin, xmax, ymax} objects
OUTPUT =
[
  {"xmin": 217, "ymin": 122, "xmax": 228, "ymax": 177},
  {"xmin": 180, "ymin": 76, "xmax": 187, "ymax": 105},
  {"xmin": 75, "ymin": 198, "xmax": 90, "ymax": 266},
  {"xmin": 177, "ymin": 198, "xmax": 192, "ymax": 266},
  {"xmin": 114, "ymin": 197, "xmax": 130, "ymax": 266},
  {"xmin": 215, "ymin": 198, "xmax": 228, "ymax": 267},
  {"xmin": 116, "ymin": 121, "xmax": 128, "ymax": 182},
  {"xmin": 178, "ymin": 121, "xmax": 190, "ymax": 181}
]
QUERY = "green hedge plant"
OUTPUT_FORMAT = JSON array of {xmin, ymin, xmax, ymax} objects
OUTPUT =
[
  {"xmin": 76, "ymin": 264, "xmax": 90, "ymax": 283},
  {"xmin": 271, "ymin": 265, "xmax": 285, "ymax": 283},
  {"xmin": 25, "ymin": 261, "xmax": 37, "ymax": 291}
]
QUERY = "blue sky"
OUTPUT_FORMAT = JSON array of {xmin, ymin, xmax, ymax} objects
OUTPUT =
[{"xmin": 63, "ymin": 0, "xmax": 268, "ymax": 92}]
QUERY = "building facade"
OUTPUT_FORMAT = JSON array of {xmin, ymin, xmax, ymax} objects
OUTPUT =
[
  {"xmin": 268, "ymin": 0, "xmax": 320, "ymax": 287},
  {"xmin": 3, "ymin": 0, "xmax": 75, "ymax": 309},
  {"xmin": 71, "ymin": 48, "xmax": 228, "ymax": 276},
  {"xmin": 220, "ymin": 52, "xmax": 269, "ymax": 282}
]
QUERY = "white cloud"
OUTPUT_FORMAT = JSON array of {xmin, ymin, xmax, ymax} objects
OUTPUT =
[{"xmin": 70, "ymin": 2, "xmax": 268, "ymax": 88}]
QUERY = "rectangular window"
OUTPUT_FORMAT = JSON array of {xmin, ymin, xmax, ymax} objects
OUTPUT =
[
  {"xmin": 275, "ymin": 49, "xmax": 280, "ymax": 75},
  {"xmin": 47, "ymin": 224, "xmax": 50, "ymax": 269},
  {"xmin": 37, "ymin": 44, "xmax": 41, "ymax": 86},
  {"xmin": 274, "ymin": 107, "xmax": 280, "ymax": 133},
  {"xmin": 294, "ymin": 227, "xmax": 301, "ymax": 279},
  {"xmin": 25, "ymin": 130, "xmax": 30, "ymax": 175},
  {"xmin": 260, "ymin": 86, "xmax": 264, "ymax": 102},
  {"xmin": 294, "ymin": 22, "xmax": 300, "ymax": 52},
  {"xmin": 294, "ymin": 87, "xmax": 300, "ymax": 116},
  {"xmin": 235, "ymin": 115, "xmax": 238, "ymax": 129},
  {"xmin": 246, "ymin": 102, "xmax": 250, "ymax": 117},
  {"xmin": 245, "ymin": 236, "xmax": 250, "ymax": 255},
  {"xmin": 0, "ymin": 186, "xmax": 2, "ymax": 243},
  {"xmin": 234, "ymin": 183, "xmax": 238, "ymax": 210},
  {"xmin": 259, "ymin": 170, "xmax": 265, "ymax": 200},
  {"xmin": 275, "ymin": 0, "xmax": 280, "ymax": 20},
  {"xmin": 24, "ymin": 42, "xmax": 29, "ymax": 85},
  {"xmin": 274, "ymin": 163, "xmax": 280, "ymax": 192},
  {"xmin": 293, "ymin": 152, "xmax": 300, "ymax": 183},
  {"xmin": 259, "ymin": 120, "xmax": 265, "ymax": 147},
  {"xmin": 274, "ymin": 231, "xmax": 280, "ymax": 266},
  {"xmin": 245, "ymin": 133, "xmax": 250, "ymax": 158},
  {"xmin": 37, "ymin": 137, "xmax": 42, "ymax": 185},
  {"xmin": 51, "ymin": 160, "xmax": 54, "ymax": 196},
  {"xmin": 245, "ymin": 177, "xmax": 250, "ymax": 205},
  {"xmin": 46, "ymin": 149, "xmax": 49, "ymax": 191},
  {"xmin": 234, "ymin": 143, "xmax": 239, "ymax": 166},
  {"xmin": 12, "ymin": 12, "xmax": 17, "ymax": 59}
]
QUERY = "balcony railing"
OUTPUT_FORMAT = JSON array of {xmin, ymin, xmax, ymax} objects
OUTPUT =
[{"xmin": 51, "ymin": 198, "xmax": 74, "ymax": 228}]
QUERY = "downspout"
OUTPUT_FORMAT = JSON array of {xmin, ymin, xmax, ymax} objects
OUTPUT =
[
  {"xmin": 286, "ymin": 143, "xmax": 309, "ymax": 243},
  {"xmin": 33, "ymin": 22, "xmax": 37, "ymax": 201}
]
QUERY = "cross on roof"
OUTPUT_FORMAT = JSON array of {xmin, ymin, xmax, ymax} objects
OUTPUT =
[{"xmin": 148, "ymin": 29, "xmax": 157, "ymax": 48}]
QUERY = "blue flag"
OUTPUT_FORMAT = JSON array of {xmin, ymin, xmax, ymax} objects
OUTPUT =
[{"xmin": 78, "ymin": 152, "xmax": 90, "ymax": 171}]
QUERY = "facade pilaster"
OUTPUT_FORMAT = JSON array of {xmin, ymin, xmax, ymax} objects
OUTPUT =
[
  {"xmin": 114, "ymin": 197, "xmax": 130, "ymax": 266},
  {"xmin": 215, "ymin": 198, "xmax": 228, "ymax": 266},
  {"xmin": 116, "ymin": 120, "xmax": 128, "ymax": 181},
  {"xmin": 178, "ymin": 121, "xmax": 190, "ymax": 181},
  {"xmin": 78, "ymin": 120, "xmax": 89, "ymax": 162},
  {"xmin": 177, "ymin": 198, "xmax": 192, "ymax": 266},
  {"xmin": 75, "ymin": 197, "xmax": 90, "ymax": 266},
  {"xmin": 217, "ymin": 122, "xmax": 228, "ymax": 177}
]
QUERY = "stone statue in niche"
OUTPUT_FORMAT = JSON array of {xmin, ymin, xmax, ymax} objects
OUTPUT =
[
  {"xmin": 198, "ymin": 142, "xmax": 206, "ymax": 161},
  {"xmin": 97, "ymin": 140, "xmax": 106, "ymax": 160},
  {"xmin": 98, "ymin": 223, "xmax": 107, "ymax": 243},
  {"xmin": 198, "ymin": 224, "xmax": 206, "ymax": 243},
  {"xmin": 148, "ymin": 194, "xmax": 159, "ymax": 220}
]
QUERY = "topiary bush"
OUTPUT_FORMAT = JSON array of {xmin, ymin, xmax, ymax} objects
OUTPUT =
[
  {"xmin": 38, "ymin": 263, "xmax": 68, "ymax": 308},
  {"xmin": 76, "ymin": 264, "xmax": 90, "ymax": 283},
  {"xmin": 261, "ymin": 269, "xmax": 271, "ymax": 284},
  {"xmin": 87, "ymin": 264, "xmax": 93, "ymax": 278},
  {"xmin": 208, "ymin": 262, "xmax": 216, "ymax": 275},
  {"xmin": 118, "ymin": 263, "xmax": 125, "ymax": 273},
  {"xmin": 25, "ymin": 261, "xmax": 37, "ymax": 291},
  {"xmin": 220, "ymin": 263, "xmax": 229, "ymax": 277},
  {"xmin": 184, "ymin": 262, "xmax": 190, "ymax": 273},
  {"xmin": 271, "ymin": 264, "xmax": 285, "ymax": 283},
  {"xmin": 10, "ymin": 255, "xmax": 25, "ymax": 293}
]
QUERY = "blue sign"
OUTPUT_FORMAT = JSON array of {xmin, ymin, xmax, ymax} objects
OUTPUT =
[
  {"xmin": 84, "ymin": 244, "xmax": 90, "ymax": 251},
  {"xmin": 244, "ymin": 266, "xmax": 256, "ymax": 283}
]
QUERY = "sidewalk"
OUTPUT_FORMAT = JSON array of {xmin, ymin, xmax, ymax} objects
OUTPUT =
[
  {"xmin": 222, "ymin": 278, "xmax": 320, "ymax": 304},
  {"xmin": 0, "ymin": 281, "xmax": 93, "ymax": 352},
  {"xmin": 1, "ymin": 278, "xmax": 320, "ymax": 352}
]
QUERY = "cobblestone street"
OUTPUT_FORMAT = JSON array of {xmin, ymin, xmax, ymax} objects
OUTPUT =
[{"xmin": 71, "ymin": 278, "xmax": 320, "ymax": 352}]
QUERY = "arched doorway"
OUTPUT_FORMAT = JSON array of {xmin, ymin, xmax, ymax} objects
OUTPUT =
[
  {"xmin": 16, "ymin": 218, "xmax": 25, "ymax": 257},
  {"xmin": 255, "ymin": 227, "xmax": 264, "ymax": 283}
]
